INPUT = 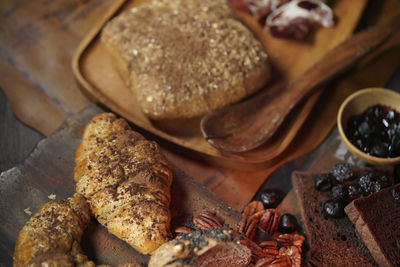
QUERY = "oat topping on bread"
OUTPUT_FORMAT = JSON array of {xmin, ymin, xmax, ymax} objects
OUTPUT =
[
  {"xmin": 101, "ymin": 0, "xmax": 270, "ymax": 119},
  {"xmin": 74, "ymin": 113, "xmax": 173, "ymax": 254}
]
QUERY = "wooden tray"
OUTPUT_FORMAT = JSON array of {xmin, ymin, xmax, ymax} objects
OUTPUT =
[
  {"xmin": 0, "ymin": 105, "xmax": 241, "ymax": 266},
  {"xmin": 72, "ymin": 0, "xmax": 367, "ymax": 165}
]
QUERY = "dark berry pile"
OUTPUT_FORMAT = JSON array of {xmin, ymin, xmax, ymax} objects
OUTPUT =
[
  {"xmin": 345, "ymin": 104, "xmax": 400, "ymax": 158},
  {"xmin": 314, "ymin": 163, "xmax": 394, "ymax": 219}
]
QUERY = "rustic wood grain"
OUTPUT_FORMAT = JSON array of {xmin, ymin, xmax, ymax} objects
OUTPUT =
[
  {"xmin": 0, "ymin": 89, "xmax": 44, "ymax": 172},
  {"xmin": 0, "ymin": 0, "xmax": 117, "ymax": 135}
]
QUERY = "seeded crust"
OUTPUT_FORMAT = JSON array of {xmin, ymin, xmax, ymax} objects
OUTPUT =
[
  {"xmin": 291, "ymin": 171, "xmax": 377, "ymax": 266},
  {"xmin": 13, "ymin": 194, "xmax": 94, "ymax": 267},
  {"xmin": 74, "ymin": 113, "xmax": 173, "ymax": 254},
  {"xmin": 148, "ymin": 227, "xmax": 251, "ymax": 267},
  {"xmin": 345, "ymin": 184, "xmax": 400, "ymax": 267},
  {"xmin": 101, "ymin": 0, "xmax": 271, "ymax": 120}
]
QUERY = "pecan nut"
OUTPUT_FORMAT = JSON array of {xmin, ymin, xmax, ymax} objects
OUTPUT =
[
  {"xmin": 276, "ymin": 233, "xmax": 305, "ymax": 250},
  {"xmin": 239, "ymin": 238, "xmax": 264, "ymax": 262},
  {"xmin": 242, "ymin": 201, "xmax": 264, "ymax": 217},
  {"xmin": 258, "ymin": 209, "xmax": 280, "ymax": 235},
  {"xmin": 193, "ymin": 210, "xmax": 223, "ymax": 230}
]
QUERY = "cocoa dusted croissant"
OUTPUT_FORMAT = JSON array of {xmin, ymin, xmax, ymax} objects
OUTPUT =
[
  {"xmin": 74, "ymin": 113, "xmax": 173, "ymax": 254},
  {"xmin": 13, "ymin": 194, "xmax": 94, "ymax": 267}
]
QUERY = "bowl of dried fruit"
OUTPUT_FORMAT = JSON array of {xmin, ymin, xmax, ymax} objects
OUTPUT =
[{"xmin": 337, "ymin": 87, "xmax": 400, "ymax": 165}]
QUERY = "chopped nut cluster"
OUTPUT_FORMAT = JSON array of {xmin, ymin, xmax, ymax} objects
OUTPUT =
[
  {"xmin": 237, "ymin": 201, "xmax": 305, "ymax": 267},
  {"xmin": 173, "ymin": 203, "xmax": 305, "ymax": 266}
]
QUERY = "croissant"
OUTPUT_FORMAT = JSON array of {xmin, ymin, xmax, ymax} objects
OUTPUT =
[
  {"xmin": 74, "ymin": 113, "xmax": 173, "ymax": 254},
  {"xmin": 13, "ymin": 194, "xmax": 93, "ymax": 267}
]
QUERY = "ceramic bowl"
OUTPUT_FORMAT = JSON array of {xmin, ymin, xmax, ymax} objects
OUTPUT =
[{"xmin": 337, "ymin": 87, "xmax": 400, "ymax": 165}]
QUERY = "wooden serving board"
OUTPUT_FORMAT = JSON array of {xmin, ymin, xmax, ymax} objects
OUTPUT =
[
  {"xmin": 0, "ymin": 105, "xmax": 241, "ymax": 266},
  {"xmin": 73, "ymin": 0, "xmax": 367, "ymax": 165}
]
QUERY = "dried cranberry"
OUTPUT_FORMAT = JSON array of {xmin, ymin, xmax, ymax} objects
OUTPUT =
[
  {"xmin": 259, "ymin": 189, "xmax": 283, "ymax": 209},
  {"xmin": 331, "ymin": 163, "xmax": 354, "ymax": 183},
  {"xmin": 314, "ymin": 173, "xmax": 333, "ymax": 191},
  {"xmin": 278, "ymin": 213, "xmax": 298, "ymax": 234},
  {"xmin": 323, "ymin": 199, "xmax": 345, "ymax": 218}
]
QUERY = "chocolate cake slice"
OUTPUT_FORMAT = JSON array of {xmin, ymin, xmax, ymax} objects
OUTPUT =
[
  {"xmin": 345, "ymin": 184, "xmax": 400, "ymax": 267},
  {"xmin": 291, "ymin": 171, "xmax": 376, "ymax": 266}
]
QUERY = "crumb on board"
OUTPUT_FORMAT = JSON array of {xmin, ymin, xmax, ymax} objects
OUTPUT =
[
  {"xmin": 24, "ymin": 208, "xmax": 32, "ymax": 216},
  {"xmin": 48, "ymin": 194, "xmax": 56, "ymax": 200}
]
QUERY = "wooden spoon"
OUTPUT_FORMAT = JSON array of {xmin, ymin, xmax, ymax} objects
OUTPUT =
[{"xmin": 201, "ymin": 16, "xmax": 400, "ymax": 153}]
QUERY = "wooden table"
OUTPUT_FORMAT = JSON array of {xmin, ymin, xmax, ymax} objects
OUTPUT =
[
  {"xmin": 1, "ymin": 0, "xmax": 400, "ymax": 265},
  {"xmin": 1, "ymin": 0, "xmax": 400, "ymax": 217}
]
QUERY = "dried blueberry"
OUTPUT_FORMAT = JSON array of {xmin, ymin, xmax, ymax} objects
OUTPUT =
[
  {"xmin": 259, "ymin": 189, "xmax": 283, "ymax": 209},
  {"xmin": 378, "ymin": 174, "xmax": 392, "ymax": 188},
  {"xmin": 345, "ymin": 104, "xmax": 400, "ymax": 158},
  {"xmin": 390, "ymin": 187, "xmax": 400, "ymax": 204},
  {"xmin": 357, "ymin": 120, "xmax": 374, "ymax": 138},
  {"xmin": 331, "ymin": 163, "xmax": 354, "ymax": 183},
  {"xmin": 370, "ymin": 140, "xmax": 389, "ymax": 158},
  {"xmin": 278, "ymin": 213, "xmax": 298, "ymax": 233},
  {"xmin": 347, "ymin": 184, "xmax": 363, "ymax": 200},
  {"xmin": 331, "ymin": 184, "xmax": 348, "ymax": 200},
  {"xmin": 314, "ymin": 173, "xmax": 333, "ymax": 191},
  {"xmin": 358, "ymin": 172, "xmax": 375, "ymax": 195},
  {"xmin": 323, "ymin": 199, "xmax": 345, "ymax": 218},
  {"xmin": 372, "ymin": 180, "xmax": 383, "ymax": 193}
]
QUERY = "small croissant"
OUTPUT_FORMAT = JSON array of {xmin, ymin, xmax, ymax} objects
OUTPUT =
[
  {"xmin": 74, "ymin": 113, "xmax": 173, "ymax": 254},
  {"xmin": 14, "ymin": 194, "xmax": 93, "ymax": 266}
]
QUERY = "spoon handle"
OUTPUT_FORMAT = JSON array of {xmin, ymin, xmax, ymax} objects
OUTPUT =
[
  {"xmin": 201, "ymin": 15, "xmax": 400, "ymax": 153},
  {"xmin": 282, "ymin": 18, "xmax": 398, "ymax": 110}
]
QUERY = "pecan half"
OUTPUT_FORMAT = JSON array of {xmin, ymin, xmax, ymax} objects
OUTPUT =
[
  {"xmin": 239, "ymin": 238, "xmax": 265, "ymax": 262},
  {"xmin": 245, "ymin": 217, "xmax": 258, "ymax": 240},
  {"xmin": 258, "ymin": 209, "xmax": 280, "ymax": 235},
  {"xmin": 255, "ymin": 256, "xmax": 275, "ymax": 267},
  {"xmin": 193, "ymin": 211, "xmax": 223, "ymax": 230},
  {"xmin": 276, "ymin": 233, "xmax": 305, "ymax": 250},
  {"xmin": 278, "ymin": 246, "xmax": 301, "ymax": 267},
  {"xmin": 259, "ymin": 240, "xmax": 278, "ymax": 249},
  {"xmin": 269, "ymin": 254, "xmax": 292, "ymax": 267},
  {"xmin": 242, "ymin": 201, "xmax": 264, "ymax": 217}
]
